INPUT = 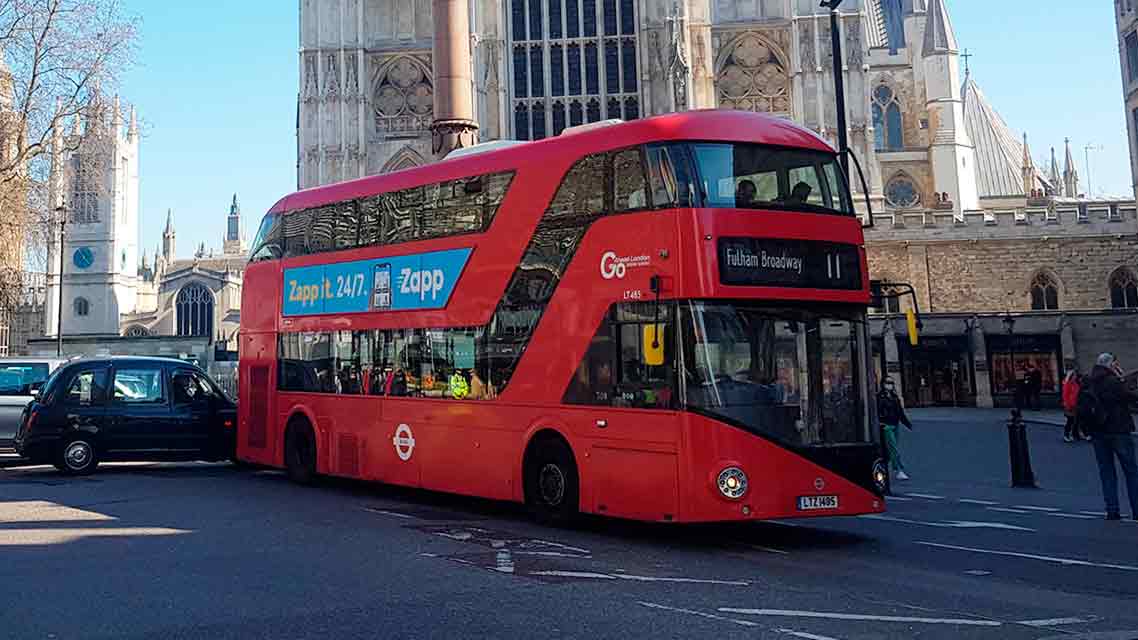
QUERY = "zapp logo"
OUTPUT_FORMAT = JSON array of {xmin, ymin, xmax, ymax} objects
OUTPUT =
[{"xmin": 399, "ymin": 267, "xmax": 446, "ymax": 301}]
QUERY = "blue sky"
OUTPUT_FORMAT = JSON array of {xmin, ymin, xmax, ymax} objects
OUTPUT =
[{"xmin": 120, "ymin": 1, "xmax": 1130, "ymax": 260}]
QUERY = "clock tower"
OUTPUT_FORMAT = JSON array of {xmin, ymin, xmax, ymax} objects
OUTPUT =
[{"xmin": 44, "ymin": 94, "xmax": 140, "ymax": 337}]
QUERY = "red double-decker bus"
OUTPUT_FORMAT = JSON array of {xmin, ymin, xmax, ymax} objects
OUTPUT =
[{"xmin": 238, "ymin": 110, "xmax": 887, "ymax": 523}]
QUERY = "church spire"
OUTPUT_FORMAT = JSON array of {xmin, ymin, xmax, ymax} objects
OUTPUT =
[
  {"xmin": 163, "ymin": 208, "xmax": 176, "ymax": 262},
  {"xmin": 1063, "ymin": 138, "xmax": 1080, "ymax": 197},
  {"xmin": 922, "ymin": 0, "xmax": 959, "ymax": 57},
  {"xmin": 1049, "ymin": 147, "xmax": 1061, "ymax": 189},
  {"xmin": 1022, "ymin": 133, "xmax": 1036, "ymax": 196}
]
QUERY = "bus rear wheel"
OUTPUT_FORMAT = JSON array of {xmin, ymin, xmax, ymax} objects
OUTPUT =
[
  {"xmin": 524, "ymin": 436, "xmax": 579, "ymax": 526},
  {"xmin": 284, "ymin": 417, "xmax": 317, "ymax": 485}
]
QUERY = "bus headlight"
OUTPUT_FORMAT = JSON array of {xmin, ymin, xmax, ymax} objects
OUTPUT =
[
  {"xmin": 717, "ymin": 467, "xmax": 748, "ymax": 500},
  {"xmin": 872, "ymin": 459, "xmax": 888, "ymax": 494}
]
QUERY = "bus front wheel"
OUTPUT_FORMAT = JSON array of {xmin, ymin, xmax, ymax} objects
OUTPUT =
[
  {"xmin": 284, "ymin": 417, "xmax": 317, "ymax": 485},
  {"xmin": 524, "ymin": 435, "xmax": 579, "ymax": 526}
]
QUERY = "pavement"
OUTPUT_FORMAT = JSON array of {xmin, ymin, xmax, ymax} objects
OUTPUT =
[{"xmin": 1, "ymin": 409, "xmax": 1136, "ymax": 640}]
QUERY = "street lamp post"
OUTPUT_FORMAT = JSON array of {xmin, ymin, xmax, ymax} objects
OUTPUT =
[
  {"xmin": 55, "ymin": 205, "xmax": 66, "ymax": 357},
  {"xmin": 820, "ymin": 0, "xmax": 850, "ymax": 176}
]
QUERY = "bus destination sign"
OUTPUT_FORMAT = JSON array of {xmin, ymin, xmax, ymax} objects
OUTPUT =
[
  {"xmin": 718, "ymin": 238, "xmax": 862, "ymax": 290},
  {"xmin": 282, "ymin": 247, "xmax": 472, "ymax": 316}
]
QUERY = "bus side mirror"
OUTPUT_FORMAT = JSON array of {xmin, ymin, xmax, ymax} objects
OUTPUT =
[{"xmin": 642, "ymin": 324, "xmax": 666, "ymax": 366}]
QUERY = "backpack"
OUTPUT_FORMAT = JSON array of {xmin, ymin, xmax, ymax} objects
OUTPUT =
[{"xmin": 1076, "ymin": 385, "xmax": 1107, "ymax": 431}]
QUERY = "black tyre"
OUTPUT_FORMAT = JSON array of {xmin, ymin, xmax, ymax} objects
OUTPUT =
[
  {"xmin": 524, "ymin": 436, "xmax": 579, "ymax": 526},
  {"xmin": 284, "ymin": 417, "xmax": 317, "ymax": 485},
  {"xmin": 56, "ymin": 436, "xmax": 98, "ymax": 475}
]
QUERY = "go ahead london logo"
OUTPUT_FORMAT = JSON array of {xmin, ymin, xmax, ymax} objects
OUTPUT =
[{"xmin": 282, "ymin": 248, "xmax": 472, "ymax": 316}]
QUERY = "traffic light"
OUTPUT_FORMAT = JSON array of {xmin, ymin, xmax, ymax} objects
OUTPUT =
[{"xmin": 906, "ymin": 309, "xmax": 919, "ymax": 346}]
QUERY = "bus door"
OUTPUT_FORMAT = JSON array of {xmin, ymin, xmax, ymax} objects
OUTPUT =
[{"xmin": 568, "ymin": 305, "xmax": 682, "ymax": 521}]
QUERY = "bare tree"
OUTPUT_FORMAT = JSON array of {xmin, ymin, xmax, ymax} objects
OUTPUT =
[{"xmin": 0, "ymin": 0, "xmax": 137, "ymax": 342}]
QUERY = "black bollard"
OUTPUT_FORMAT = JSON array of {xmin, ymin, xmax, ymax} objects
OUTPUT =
[{"xmin": 1007, "ymin": 409, "xmax": 1038, "ymax": 488}]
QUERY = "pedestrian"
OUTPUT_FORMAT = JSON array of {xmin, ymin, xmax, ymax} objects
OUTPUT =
[
  {"xmin": 1027, "ymin": 364, "xmax": 1043, "ymax": 410},
  {"xmin": 1061, "ymin": 368, "xmax": 1084, "ymax": 443},
  {"xmin": 1081, "ymin": 353, "xmax": 1138, "ymax": 521},
  {"xmin": 877, "ymin": 377, "xmax": 914, "ymax": 481}
]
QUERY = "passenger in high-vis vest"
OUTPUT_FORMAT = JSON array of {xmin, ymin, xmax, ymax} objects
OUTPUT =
[{"xmin": 450, "ymin": 371, "xmax": 470, "ymax": 400}]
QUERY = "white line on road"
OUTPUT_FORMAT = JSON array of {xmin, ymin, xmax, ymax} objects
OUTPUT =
[
  {"xmin": 1014, "ymin": 617, "xmax": 1089, "ymax": 627},
  {"xmin": 958, "ymin": 498, "xmax": 1000, "ymax": 506},
  {"xmin": 530, "ymin": 539, "xmax": 591, "ymax": 554},
  {"xmin": 741, "ymin": 543, "xmax": 790, "ymax": 555},
  {"xmin": 904, "ymin": 493, "xmax": 946, "ymax": 500},
  {"xmin": 1047, "ymin": 513, "xmax": 1097, "ymax": 520},
  {"xmin": 1013, "ymin": 505, "xmax": 1062, "ymax": 512},
  {"xmin": 916, "ymin": 542, "xmax": 1138, "ymax": 572},
  {"xmin": 775, "ymin": 628, "xmax": 846, "ymax": 640},
  {"xmin": 362, "ymin": 507, "xmax": 417, "ymax": 519},
  {"xmin": 884, "ymin": 495, "xmax": 913, "ymax": 501},
  {"xmin": 514, "ymin": 551, "xmax": 593, "ymax": 558},
  {"xmin": 861, "ymin": 514, "xmax": 1035, "ymax": 532},
  {"xmin": 986, "ymin": 507, "xmax": 1031, "ymax": 514},
  {"xmin": 718, "ymin": 608, "xmax": 1001, "ymax": 627},
  {"xmin": 535, "ymin": 571, "xmax": 750, "ymax": 585},
  {"xmin": 638, "ymin": 602, "xmax": 759, "ymax": 627}
]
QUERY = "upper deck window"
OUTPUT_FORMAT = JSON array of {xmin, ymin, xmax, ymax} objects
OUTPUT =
[
  {"xmin": 691, "ymin": 143, "xmax": 852, "ymax": 216},
  {"xmin": 248, "ymin": 171, "xmax": 515, "ymax": 262}
]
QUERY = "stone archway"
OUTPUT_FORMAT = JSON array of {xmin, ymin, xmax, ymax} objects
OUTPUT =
[{"xmin": 715, "ymin": 33, "xmax": 791, "ymax": 117}]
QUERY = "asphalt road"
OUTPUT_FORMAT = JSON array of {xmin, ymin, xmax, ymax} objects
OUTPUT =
[{"xmin": 2, "ymin": 409, "xmax": 1137, "ymax": 640}]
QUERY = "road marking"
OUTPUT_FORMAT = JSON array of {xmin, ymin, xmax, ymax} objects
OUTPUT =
[
  {"xmin": 1080, "ymin": 511, "xmax": 1106, "ymax": 516},
  {"xmin": 362, "ymin": 507, "xmax": 417, "ymax": 519},
  {"xmin": 1013, "ymin": 505, "xmax": 1061, "ymax": 512},
  {"xmin": 638, "ymin": 602, "xmax": 759, "ymax": 627},
  {"xmin": 916, "ymin": 542, "xmax": 1138, "ymax": 572},
  {"xmin": 530, "ymin": 539, "xmax": 590, "ymax": 554},
  {"xmin": 885, "ymin": 495, "xmax": 913, "ymax": 501},
  {"xmin": 862, "ymin": 514, "xmax": 1035, "ymax": 532},
  {"xmin": 958, "ymin": 498, "xmax": 1000, "ymax": 506},
  {"xmin": 741, "ymin": 543, "xmax": 790, "ymax": 555},
  {"xmin": 1014, "ymin": 617, "xmax": 1089, "ymax": 627},
  {"xmin": 1048, "ymin": 513, "xmax": 1097, "ymax": 520},
  {"xmin": 535, "ymin": 571, "xmax": 750, "ymax": 585},
  {"xmin": 986, "ymin": 507, "xmax": 1031, "ymax": 514},
  {"xmin": 904, "ymin": 493, "xmax": 946, "ymax": 500},
  {"xmin": 718, "ymin": 608, "xmax": 1001, "ymax": 627},
  {"xmin": 964, "ymin": 570, "xmax": 992, "ymax": 576},
  {"xmin": 775, "ymin": 629, "xmax": 845, "ymax": 640},
  {"xmin": 512, "ymin": 546, "xmax": 591, "ymax": 555}
]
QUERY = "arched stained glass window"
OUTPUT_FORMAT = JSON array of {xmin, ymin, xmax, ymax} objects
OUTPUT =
[
  {"xmin": 885, "ymin": 174, "xmax": 920, "ymax": 209},
  {"xmin": 1030, "ymin": 272, "xmax": 1060, "ymax": 311},
  {"xmin": 1110, "ymin": 267, "xmax": 1138, "ymax": 309},
  {"xmin": 177, "ymin": 284, "xmax": 214, "ymax": 338},
  {"xmin": 872, "ymin": 84, "xmax": 904, "ymax": 151},
  {"xmin": 509, "ymin": 0, "xmax": 639, "ymax": 139}
]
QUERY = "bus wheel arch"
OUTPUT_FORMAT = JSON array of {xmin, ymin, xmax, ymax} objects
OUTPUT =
[
  {"xmin": 522, "ymin": 428, "xmax": 580, "ymax": 525},
  {"xmin": 283, "ymin": 410, "xmax": 319, "ymax": 485}
]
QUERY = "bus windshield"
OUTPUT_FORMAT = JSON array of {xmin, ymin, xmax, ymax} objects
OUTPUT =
[
  {"xmin": 691, "ymin": 143, "xmax": 852, "ymax": 216},
  {"xmin": 681, "ymin": 301, "xmax": 869, "ymax": 447}
]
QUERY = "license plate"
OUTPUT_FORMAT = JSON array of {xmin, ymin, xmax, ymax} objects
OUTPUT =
[{"xmin": 797, "ymin": 495, "xmax": 839, "ymax": 511}]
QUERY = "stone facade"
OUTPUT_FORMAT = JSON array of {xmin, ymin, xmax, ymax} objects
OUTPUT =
[
  {"xmin": 298, "ymin": 0, "xmax": 998, "ymax": 219},
  {"xmin": 866, "ymin": 202, "xmax": 1138, "ymax": 409}
]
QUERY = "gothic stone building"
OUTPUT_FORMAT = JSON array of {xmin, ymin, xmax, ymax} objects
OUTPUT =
[
  {"xmin": 41, "ymin": 95, "xmax": 247, "ymax": 355},
  {"xmin": 298, "ymin": 0, "xmax": 1138, "ymax": 407}
]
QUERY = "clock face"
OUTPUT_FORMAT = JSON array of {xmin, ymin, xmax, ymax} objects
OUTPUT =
[{"xmin": 73, "ymin": 247, "xmax": 94, "ymax": 270}]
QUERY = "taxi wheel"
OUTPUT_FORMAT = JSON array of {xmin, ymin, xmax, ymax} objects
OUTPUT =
[
  {"xmin": 284, "ymin": 417, "xmax": 317, "ymax": 485},
  {"xmin": 524, "ymin": 436, "xmax": 579, "ymax": 526},
  {"xmin": 57, "ymin": 436, "xmax": 99, "ymax": 475}
]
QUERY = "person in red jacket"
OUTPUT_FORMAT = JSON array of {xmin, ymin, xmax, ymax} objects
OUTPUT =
[{"xmin": 1062, "ymin": 369, "xmax": 1089, "ymax": 443}]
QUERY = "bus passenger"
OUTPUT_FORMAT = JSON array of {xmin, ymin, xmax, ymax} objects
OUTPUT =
[{"xmin": 735, "ymin": 180, "xmax": 757, "ymax": 207}]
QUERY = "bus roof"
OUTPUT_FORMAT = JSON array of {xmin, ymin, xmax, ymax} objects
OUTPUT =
[{"xmin": 273, "ymin": 110, "xmax": 835, "ymax": 215}]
